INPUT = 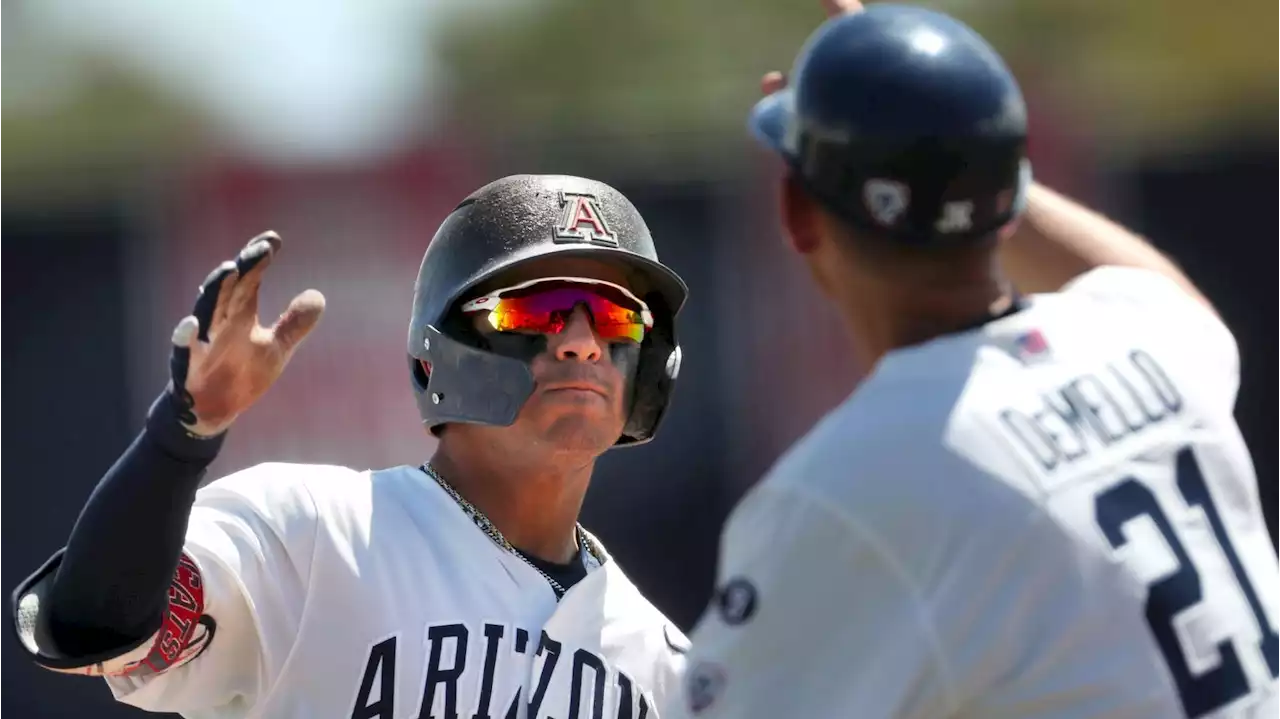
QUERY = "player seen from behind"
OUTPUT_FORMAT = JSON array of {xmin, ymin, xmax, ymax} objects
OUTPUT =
[{"xmin": 672, "ymin": 2, "xmax": 1279, "ymax": 718}]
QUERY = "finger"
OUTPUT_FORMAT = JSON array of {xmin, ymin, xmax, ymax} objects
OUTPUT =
[
  {"xmin": 271, "ymin": 289, "xmax": 326, "ymax": 354},
  {"xmin": 235, "ymin": 230, "xmax": 281, "ymax": 275},
  {"xmin": 761, "ymin": 71, "xmax": 787, "ymax": 95},
  {"xmin": 226, "ymin": 231, "xmax": 281, "ymax": 323},
  {"xmin": 822, "ymin": 0, "xmax": 863, "ymax": 17},
  {"xmin": 192, "ymin": 261, "xmax": 239, "ymax": 342},
  {"xmin": 168, "ymin": 315, "xmax": 200, "ymax": 416},
  {"xmin": 171, "ymin": 315, "xmax": 200, "ymax": 349}
]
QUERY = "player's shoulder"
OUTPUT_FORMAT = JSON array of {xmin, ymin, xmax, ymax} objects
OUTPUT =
[
  {"xmin": 195, "ymin": 462, "xmax": 440, "ymax": 549},
  {"xmin": 595, "ymin": 559, "xmax": 691, "ymax": 677},
  {"xmin": 195, "ymin": 461, "xmax": 387, "ymax": 528},
  {"xmin": 759, "ymin": 371, "xmax": 1043, "ymax": 552},
  {"xmin": 1022, "ymin": 266, "xmax": 1240, "ymax": 420},
  {"xmin": 1057, "ymin": 264, "xmax": 1200, "ymax": 307},
  {"xmin": 605, "ymin": 564, "xmax": 685, "ymax": 634},
  {"xmin": 198, "ymin": 461, "xmax": 362, "ymax": 503},
  {"xmin": 1051, "ymin": 265, "xmax": 1234, "ymax": 351},
  {"xmin": 774, "ymin": 360, "xmax": 973, "ymax": 490}
]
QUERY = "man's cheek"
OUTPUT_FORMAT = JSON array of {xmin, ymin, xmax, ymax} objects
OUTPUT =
[{"xmin": 609, "ymin": 343, "xmax": 642, "ymax": 413}]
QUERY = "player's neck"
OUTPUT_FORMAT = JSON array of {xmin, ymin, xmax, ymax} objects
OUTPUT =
[
  {"xmin": 429, "ymin": 439, "xmax": 591, "ymax": 565},
  {"xmin": 841, "ymin": 276, "xmax": 1016, "ymax": 373}
]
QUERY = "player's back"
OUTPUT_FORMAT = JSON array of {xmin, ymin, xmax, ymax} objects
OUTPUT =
[
  {"xmin": 952, "ymin": 267, "xmax": 1277, "ymax": 717},
  {"xmin": 754, "ymin": 266, "xmax": 1277, "ymax": 718}
]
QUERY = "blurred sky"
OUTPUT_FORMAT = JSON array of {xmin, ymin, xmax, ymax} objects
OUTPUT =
[{"xmin": 6, "ymin": 0, "xmax": 523, "ymax": 163}]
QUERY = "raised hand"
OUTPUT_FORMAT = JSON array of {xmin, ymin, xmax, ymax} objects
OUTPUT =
[
  {"xmin": 761, "ymin": 0, "xmax": 865, "ymax": 96},
  {"xmin": 168, "ymin": 231, "xmax": 326, "ymax": 437}
]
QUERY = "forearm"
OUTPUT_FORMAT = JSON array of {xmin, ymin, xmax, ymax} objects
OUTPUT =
[
  {"xmin": 42, "ymin": 389, "xmax": 225, "ymax": 657},
  {"xmin": 1000, "ymin": 183, "xmax": 1210, "ymax": 307}
]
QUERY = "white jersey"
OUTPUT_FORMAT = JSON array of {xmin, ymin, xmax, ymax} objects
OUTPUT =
[
  {"xmin": 102, "ymin": 463, "xmax": 688, "ymax": 718},
  {"xmin": 672, "ymin": 266, "xmax": 1278, "ymax": 719}
]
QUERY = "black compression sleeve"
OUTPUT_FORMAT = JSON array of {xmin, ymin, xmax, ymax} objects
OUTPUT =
[{"xmin": 42, "ymin": 390, "xmax": 226, "ymax": 657}]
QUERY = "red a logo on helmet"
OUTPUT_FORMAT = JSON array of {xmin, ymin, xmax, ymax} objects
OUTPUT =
[{"xmin": 554, "ymin": 192, "xmax": 619, "ymax": 247}]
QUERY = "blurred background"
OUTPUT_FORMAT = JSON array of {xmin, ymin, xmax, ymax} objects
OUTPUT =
[{"xmin": 4, "ymin": 0, "xmax": 1275, "ymax": 715}]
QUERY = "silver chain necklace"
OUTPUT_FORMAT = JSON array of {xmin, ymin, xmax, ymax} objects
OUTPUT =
[{"xmin": 421, "ymin": 462, "xmax": 603, "ymax": 598}]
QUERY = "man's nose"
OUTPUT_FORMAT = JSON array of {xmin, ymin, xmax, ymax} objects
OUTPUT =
[{"xmin": 549, "ymin": 306, "xmax": 603, "ymax": 362}]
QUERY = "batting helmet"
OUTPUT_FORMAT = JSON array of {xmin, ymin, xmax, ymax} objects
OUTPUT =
[
  {"xmin": 750, "ymin": 4, "xmax": 1031, "ymax": 245},
  {"xmin": 407, "ymin": 174, "xmax": 688, "ymax": 447}
]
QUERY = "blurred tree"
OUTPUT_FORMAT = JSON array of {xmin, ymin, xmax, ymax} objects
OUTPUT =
[
  {"xmin": 4, "ymin": 38, "xmax": 202, "ymax": 200},
  {"xmin": 940, "ymin": 0, "xmax": 1276, "ymax": 148},
  {"xmin": 433, "ymin": 0, "xmax": 1276, "ymax": 155},
  {"xmin": 431, "ymin": 0, "xmax": 829, "ymax": 170}
]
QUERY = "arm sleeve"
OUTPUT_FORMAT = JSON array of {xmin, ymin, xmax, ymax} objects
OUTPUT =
[
  {"xmin": 676, "ymin": 486, "xmax": 957, "ymax": 719},
  {"xmin": 1062, "ymin": 265, "xmax": 1240, "ymax": 410},
  {"xmin": 14, "ymin": 462, "xmax": 320, "ymax": 716},
  {"xmin": 33, "ymin": 390, "xmax": 226, "ymax": 660}
]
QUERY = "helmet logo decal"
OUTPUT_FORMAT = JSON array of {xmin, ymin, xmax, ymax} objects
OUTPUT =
[
  {"xmin": 935, "ymin": 200, "xmax": 974, "ymax": 234},
  {"xmin": 862, "ymin": 179, "xmax": 910, "ymax": 227},
  {"xmin": 553, "ymin": 191, "xmax": 619, "ymax": 247}
]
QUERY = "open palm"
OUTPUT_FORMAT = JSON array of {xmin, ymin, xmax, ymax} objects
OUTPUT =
[{"xmin": 170, "ymin": 231, "xmax": 326, "ymax": 436}]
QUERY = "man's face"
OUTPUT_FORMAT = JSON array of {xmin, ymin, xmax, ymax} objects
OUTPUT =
[{"xmin": 466, "ymin": 258, "xmax": 642, "ymax": 453}]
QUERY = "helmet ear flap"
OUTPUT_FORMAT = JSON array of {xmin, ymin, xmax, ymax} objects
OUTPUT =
[
  {"xmin": 408, "ymin": 357, "xmax": 445, "ymax": 437},
  {"xmin": 619, "ymin": 291, "xmax": 681, "ymax": 446},
  {"xmin": 412, "ymin": 326, "xmax": 536, "ymax": 431},
  {"xmin": 413, "ymin": 358, "xmax": 432, "ymax": 385}
]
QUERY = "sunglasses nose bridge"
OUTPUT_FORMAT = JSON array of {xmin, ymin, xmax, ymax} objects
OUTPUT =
[{"xmin": 550, "ymin": 306, "xmax": 604, "ymax": 361}]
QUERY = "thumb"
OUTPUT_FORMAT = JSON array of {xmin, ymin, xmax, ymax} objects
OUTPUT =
[
  {"xmin": 761, "ymin": 71, "xmax": 787, "ymax": 96},
  {"xmin": 822, "ymin": 0, "xmax": 863, "ymax": 17},
  {"xmin": 272, "ymin": 289, "xmax": 326, "ymax": 353}
]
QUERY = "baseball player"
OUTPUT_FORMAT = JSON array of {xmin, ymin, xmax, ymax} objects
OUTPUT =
[
  {"xmin": 13, "ymin": 175, "xmax": 692, "ymax": 718},
  {"xmin": 672, "ymin": 3, "xmax": 1278, "ymax": 718}
]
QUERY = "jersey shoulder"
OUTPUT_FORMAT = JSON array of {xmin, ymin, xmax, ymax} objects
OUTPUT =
[
  {"xmin": 195, "ymin": 461, "xmax": 366, "ymax": 524},
  {"xmin": 1053, "ymin": 266, "xmax": 1238, "ymax": 383},
  {"xmin": 573, "ymin": 525, "xmax": 689, "ymax": 652},
  {"xmin": 761, "ymin": 377, "xmax": 1037, "ymax": 567},
  {"xmin": 594, "ymin": 559, "xmax": 691, "ymax": 702},
  {"xmin": 592, "ymin": 544, "xmax": 688, "ymax": 642},
  {"xmin": 1058, "ymin": 264, "xmax": 1204, "ymax": 310},
  {"xmin": 198, "ymin": 463, "xmax": 466, "ymax": 555},
  {"xmin": 772, "ymin": 339, "xmax": 999, "ymax": 495}
]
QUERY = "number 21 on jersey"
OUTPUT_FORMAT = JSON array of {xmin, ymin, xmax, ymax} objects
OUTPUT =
[{"xmin": 1094, "ymin": 446, "xmax": 1278, "ymax": 717}]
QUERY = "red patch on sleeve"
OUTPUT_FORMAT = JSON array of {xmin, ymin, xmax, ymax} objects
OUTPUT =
[{"xmin": 121, "ymin": 552, "xmax": 209, "ymax": 677}]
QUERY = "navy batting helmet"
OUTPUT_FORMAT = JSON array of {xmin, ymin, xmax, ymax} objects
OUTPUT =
[
  {"xmin": 750, "ymin": 4, "xmax": 1031, "ymax": 245},
  {"xmin": 407, "ymin": 174, "xmax": 688, "ymax": 447}
]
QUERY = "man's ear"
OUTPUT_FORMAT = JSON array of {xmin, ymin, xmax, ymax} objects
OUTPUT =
[{"xmin": 780, "ymin": 174, "xmax": 820, "ymax": 255}]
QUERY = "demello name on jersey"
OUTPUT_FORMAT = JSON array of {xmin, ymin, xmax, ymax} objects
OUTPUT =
[
  {"xmin": 350, "ymin": 621, "xmax": 656, "ymax": 719},
  {"xmin": 997, "ymin": 348, "xmax": 1184, "ymax": 473}
]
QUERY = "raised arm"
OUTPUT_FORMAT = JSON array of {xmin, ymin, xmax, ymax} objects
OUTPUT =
[{"xmin": 13, "ymin": 233, "xmax": 324, "ymax": 712}]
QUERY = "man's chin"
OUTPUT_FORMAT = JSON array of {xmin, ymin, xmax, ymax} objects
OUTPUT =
[{"xmin": 537, "ymin": 413, "xmax": 623, "ymax": 454}]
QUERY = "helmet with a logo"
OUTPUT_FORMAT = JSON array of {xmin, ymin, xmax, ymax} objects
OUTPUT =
[
  {"xmin": 750, "ymin": 4, "xmax": 1031, "ymax": 245},
  {"xmin": 407, "ymin": 174, "xmax": 688, "ymax": 446}
]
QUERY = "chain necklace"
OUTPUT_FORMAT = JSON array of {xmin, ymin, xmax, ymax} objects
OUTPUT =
[{"xmin": 421, "ymin": 462, "xmax": 604, "ymax": 598}]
